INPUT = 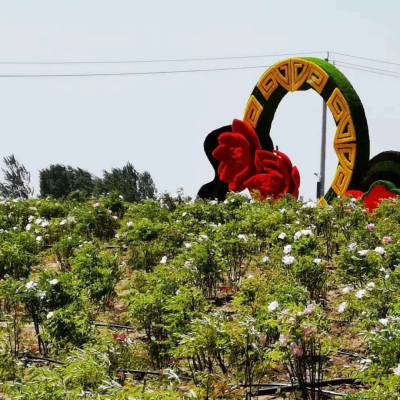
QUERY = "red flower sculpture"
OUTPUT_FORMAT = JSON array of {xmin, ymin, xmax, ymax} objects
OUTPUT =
[
  {"xmin": 346, "ymin": 181, "xmax": 400, "ymax": 212},
  {"xmin": 244, "ymin": 149, "xmax": 300, "ymax": 200},
  {"xmin": 212, "ymin": 119, "xmax": 300, "ymax": 200},
  {"xmin": 212, "ymin": 119, "xmax": 261, "ymax": 192}
]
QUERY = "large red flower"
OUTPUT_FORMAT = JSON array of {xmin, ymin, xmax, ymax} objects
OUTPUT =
[
  {"xmin": 244, "ymin": 149, "xmax": 300, "ymax": 200},
  {"xmin": 212, "ymin": 119, "xmax": 261, "ymax": 192},
  {"xmin": 346, "ymin": 181, "xmax": 399, "ymax": 212}
]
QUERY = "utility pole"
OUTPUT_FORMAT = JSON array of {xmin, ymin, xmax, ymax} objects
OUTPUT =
[{"xmin": 318, "ymin": 51, "xmax": 329, "ymax": 198}]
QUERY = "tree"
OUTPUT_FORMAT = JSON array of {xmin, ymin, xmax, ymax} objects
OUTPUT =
[
  {"xmin": 0, "ymin": 154, "xmax": 33, "ymax": 199},
  {"xmin": 97, "ymin": 162, "xmax": 157, "ymax": 202},
  {"xmin": 138, "ymin": 171, "xmax": 157, "ymax": 201},
  {"xmin": 40, "ymin": 165, "xmax": 95, "ymax": 199}
]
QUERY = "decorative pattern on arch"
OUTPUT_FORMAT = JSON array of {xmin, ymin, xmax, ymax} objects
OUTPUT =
[{"xmin": 242, "ymin": 57, "xmax": 370, "ymax": 204}]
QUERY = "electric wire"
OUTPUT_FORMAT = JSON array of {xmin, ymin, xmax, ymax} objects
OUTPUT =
[
  {"xmin": 0, "ymin": 64, "xmax": 272, "ymax": 78},
  {"xmin": 331, "ymin": 51, "xmax": 400, "ymax": 68},
  {"xmin": 0, "ymin": 51, "xmax": 324, "ymax": 65},
  {"xmin": 333, "ymin": 62, "xmax": 400, "ymax": 78},
  {"xmin": 0, "ymin": 52, "xmax": 399, "ymax": 79},
  {"xmin": 332, "ymin": 60, "xmax": 400, "ymax": 76}
]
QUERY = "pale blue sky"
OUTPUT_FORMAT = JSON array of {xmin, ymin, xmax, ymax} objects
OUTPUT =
[{"xmin": 0, "ymin": 0, "xmax": 399, "ymax": 199}]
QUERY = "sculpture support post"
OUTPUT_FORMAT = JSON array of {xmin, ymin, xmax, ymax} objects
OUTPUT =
[{"xmin": 319, "ymin": 98, "xmax": 327, "ymax": 198}]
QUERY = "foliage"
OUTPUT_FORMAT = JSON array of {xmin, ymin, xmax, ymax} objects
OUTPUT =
[
  {"xmin": 0, "ymin": 194, "xmax": 400, "ymax": 399},
  {"xmin": 0, "ymin": 154, "xmax": 34, "ymax": 199},
  {"xmin": 39, "ymin": 164, "xmax": 95, "ymax": 199},
  {"xmin": 96, "ymin": 162, "xmax": 157, "ymax": 202}
]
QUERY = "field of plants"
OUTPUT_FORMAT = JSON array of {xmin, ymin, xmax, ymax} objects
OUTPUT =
[{"xmin": 1, "ymin": 193, "xmax": 400, "ymax": 399}]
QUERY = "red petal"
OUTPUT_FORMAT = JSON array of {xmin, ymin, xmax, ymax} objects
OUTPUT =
[
  {"xmin": 218, "ymin": 132, "xmax": 250, "ymax": 147},
  {"xmin": 232, "ymin": 119, "xmax": 261, "ymax": 151},
  {"xmin": 212, "ymin": 144, "xmax": 231, "ymax": 161},
  {"xmin": 363, "ymin": 184, "xmax": 398, "ymax": 212},
  {"xmin": 254, "ymin": 150, "xmax": 279, "ymax": 172},
  {"xmin": 291, "ymin": 166, "xmax": 300, "ymax": 189},
  {"xmin": 275, "ymin": 150, "xmax": 293, "ymax": 174},
  {"xmin": 244, "ymin": 172, "xmax": 285, "ymax": 199},
  {"xmin": 345, "ymin": 190, "xmax": 364, "ymax": 199}
]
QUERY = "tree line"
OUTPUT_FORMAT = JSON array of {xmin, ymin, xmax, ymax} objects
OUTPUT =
[{"xmin": 0, "ymin": 154, "xmax": 157, "ymax": 202}]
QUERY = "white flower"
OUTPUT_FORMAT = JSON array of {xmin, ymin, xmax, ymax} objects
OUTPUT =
[
  {"xmin": 382, "ymin": 236, "xmax": 393, "ymax": 245},
  {"xmin": 356, "ymin": 289, "xmax": 366, "ymax": 299},
  {"xmin": 37, "ymin": 290, "xmax": 46, "ymax": 299},
  {"xmin": 278, "ymin": 232, "xmax": 287, "ymax": 240},
  {"xmin": 304, "ymin": 303, "xmax": 316, "ymax": 315},
  {"xmin": 46, "ymin": 311, "xmax": 54, "ymax": 320},
  {"xmin": 268, "ymin": 300, "xmax": 279, "ymax": 312},
  {"xmin": 182, "ymin": 212, "xmax": 188, "ymax": 217},
  {"xmin": 160, "ymin": 256, "xmax": 168, "ymax": 264},
  {"xmin": 126, "ymin": 221, "xmax": 134, "ymax": 228},
  {"xmin": 366, "ymin": 282, "xmax": 375, "ymax": 290},
  {"xmin": 341, "ymin": 286, "xmax": 352, "ymax": 294},
  {"xmin": 279, "ymin": 208, "xmax": 287, "ymax": 214},
  {"xmin": 313, "ymin": 258, "xmax": 322, "ymax": 265},
  {"xmin": 301, "ymin": 229, "xmax": 313, "ymax": 237},
  {"xmin": 348, "ymin": 242, "xmax": 357, "ymax": 251},
  {"xmin": 49, "ymin": 279, "xmax": 59, "ymax": 286},
  {"xmin": 337, "ymin": 302, "xmax": 348, "ymax": 314},
  {"xmin": 199, "ymin": 234, "xmax": 208, "ymax": 241},
  {"xmin": 25, "ymin": 223, "xmax": 32, "ymax": 231},
  {"xmin": 35, "ymin": 218, "xmax": 43, "ymax": 225},
  {"xmin": 41, "ymin": 220, "xmax": 49, "ymax": 227},
  {"xmin": 283, "ymin": 244, "xmax": 292, "ymax": 254},
  {"xmin": 294, "ymin": 231, "xmax": 302, "ymax": 240},
  {"xmin": 93, "ymin": 202, "xmax": 100, "ymax": 208},
  {"xmin": 187, "ymin": 389, "xmax": 198, "ymax": 398},
  {"xmin": 379, "ymin": 318, "xmax": 389, "ymax": 326},
  {"xmin": 184, "ymin": 242, "xmax": 192, "ymax": 249},
  {"xmin": 26, "ymin": 281, "xmax": 37, "ymax": 290},
  {"xmin": 367, "ymin": 223, "xmax": 375, "ymax": 232},
  {"xmin": 36, "ymin": 235, "xmax": 43, "ymax": 242},
  {"xmin": 357, "ymin": 249, "xmax": 369, "ymax": 257},
  {"xmin": 302, "ymin": 201, "xmax": 316, "ymax": 209},
  {"xmin": 279, "ymin": 334, "xmax": 289, "ymax": 345},
  {"xmin": 393, "ymin": 364, "xmax": 400, "ymax": 376},
  {"xmin": 59, "ymin": 219, "xmax": 67, "ymax": 226},
  {"xmin": 67, "ymin": 216, "xmax": 76, "ymax": 223},
  {"xmin": 262, "ymin": 255, "xmax": 270, "ymax": 263},
  {"xmin": 237, "ymin": 234, "xmax": 247, "ymax": 241},
  {"xmin": 374, "ymin": 246, "xmax": 386, "ymax": 255},
  {"xmin": 282, "ymin": 255, "xmax": 295, "ymax": 266}
]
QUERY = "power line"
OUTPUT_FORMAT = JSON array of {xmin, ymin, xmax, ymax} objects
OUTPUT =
[
  {"xmin": 333, "ymin": 61, "xmax": 400, "ymax": 78},
  {"xmin": 331, "ymin": 51, "xmax": 400, "ymax": 68},
  {"xmin": 0, "ymin": 64, "xmax": 272, "ymax": 78},
  {"xmin": 333, "ymin": 60, "xmax": 400, "ymax": 75},
  {"xmin": 0, "ymin": 51, "xmax": 324, "ymax": 65},
  {"xmin": 0, "ymin": 56, "xmax": 399, "ymax": 79},
  {"xmin": 1, "ymin": 51, "xmax": 399, "ymax": 69}
]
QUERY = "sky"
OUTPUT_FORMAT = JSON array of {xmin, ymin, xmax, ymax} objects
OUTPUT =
[{"xmin": 0, "ymin": 0, "xmax": 399, "ymax": 200}]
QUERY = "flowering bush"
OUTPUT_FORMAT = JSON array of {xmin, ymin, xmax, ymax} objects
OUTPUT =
[{"xmin": 1, "ymin": 194, "xmax": 400, "ymax": 398}]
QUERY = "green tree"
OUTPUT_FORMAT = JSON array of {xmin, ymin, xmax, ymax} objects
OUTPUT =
[
  {"xmin": 97, "ymin": 162, "xmax": 156, "ymax": 202},
  {"xmin": 0, "ymin": 154, "xmax": 33, "ymax": 199},
  {"xmin": 39, "ymin": 164, "xmax": 94, "ymax": 199}
]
